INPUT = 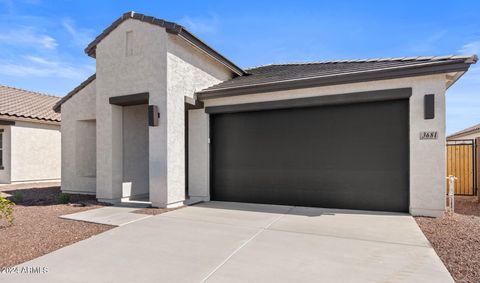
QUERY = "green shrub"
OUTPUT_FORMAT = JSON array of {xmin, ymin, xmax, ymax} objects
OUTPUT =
[
  {"xmin": 0, "ymin": 196, "xmax": 15, "ymax": 225},
  {"xmin": 12, "ymin": 191, "xmax": 23, "ymax": 203},
  {"xmin": 58, "ymin": 192, "xmax": 71, "ymax": 204}
]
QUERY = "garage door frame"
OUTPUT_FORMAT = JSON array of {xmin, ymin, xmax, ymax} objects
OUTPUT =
[{"xmin": 206, "ymin": 88, "xmax": 412, "ymax": 211}]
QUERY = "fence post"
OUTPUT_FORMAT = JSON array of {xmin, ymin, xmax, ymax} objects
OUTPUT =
[{"xmin": 446, "ymin": 175, "xmax": 457, "ymax": 213}]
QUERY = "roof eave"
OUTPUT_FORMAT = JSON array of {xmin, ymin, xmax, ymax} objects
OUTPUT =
[
  {"xmin": 197, "ymin": 60, "xmax": 474, "ymax": 100},
  {"xmin": 0, "ymin": 114, "xmax": 60, "ymax": 125},
  {"xmin": 174, "ymin": 28, "xmax": 245, "ymax": 76},
  {"xmin": 447, "ymin": 126, "xmax": 480, "ymax": 140},
  {"xmin": 446, "ymin": 70, "xmax": 466, "ymax": 89},
  {"xmin": 53, "ymin": 73, "xmax": 96, "ymax": 113},
  {"xmin": 447, "ymin": 132, "xmax": 480, "ymax": 140}
]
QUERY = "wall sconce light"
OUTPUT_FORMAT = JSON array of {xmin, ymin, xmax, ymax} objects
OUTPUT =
[
  {"xmin": 148, "ymin": 105, "xmax": 159, "ymax": 126},
  {"xmin": 424, "ymin": 94, "xmax": 434, "ymax": 119}
]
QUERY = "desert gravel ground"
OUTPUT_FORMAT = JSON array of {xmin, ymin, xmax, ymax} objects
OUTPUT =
[
  {"xmin": 416, "ymin": 196, "xmax": 480, "ymax": 283},
  {"xmin": 0, "ymin": 183, "xmax": 113, "ymax": 268}
]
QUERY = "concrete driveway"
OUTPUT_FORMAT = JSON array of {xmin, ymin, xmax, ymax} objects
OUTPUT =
[{"xmin": 2, "ymin": 202, "xmax": 453, "ymax": 283}]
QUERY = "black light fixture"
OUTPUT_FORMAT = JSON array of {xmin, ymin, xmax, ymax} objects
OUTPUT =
[
  {"xmin": 424, "ymin": 94, "xmax": 435, "ymax": 119},
  {"xmin": 148, "ymin": 105, "xmax": 159, "ymax": 126}
]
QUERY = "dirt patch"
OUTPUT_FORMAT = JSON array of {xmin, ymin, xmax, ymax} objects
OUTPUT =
[
  {"xmin": 132, "ymin": 206, "xmax": 183, "ymax": 216},
  {"xmin": 415, "ymin": 196, "xmax": 480, "ymax": 283},
  {"xmin": 0, "ymin": 183, "xmax": 113, "ymax": 268}
]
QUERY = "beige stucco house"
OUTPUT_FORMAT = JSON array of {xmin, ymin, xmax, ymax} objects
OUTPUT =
[
  {"xmin": 447, "ymin": 123, "xmax": 480, "ymax": 141},
  {"xmin": 54, "ymin": 11, "xmax": 477, "ymax": 217},
  {"xmin": 0, "ymin": 85, "xmax": 61, "ymax": 183}
]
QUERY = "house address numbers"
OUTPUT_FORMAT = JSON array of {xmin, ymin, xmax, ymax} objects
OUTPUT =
[{"xmin": 420, "ymin": 131, "xmax": 438, "ymax": 140}]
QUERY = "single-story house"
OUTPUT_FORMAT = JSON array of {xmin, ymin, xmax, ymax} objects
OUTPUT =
[
  {"xmin": 0, "ymin": 85, "xmax": 61, "ymax": 183},
  {"xmin": 53, "ymin": 11, "xmax": 477, "ymax": 217},
  {"xmin": 447, "ymin": 123, "xmax": 480, "ymax": 140}
]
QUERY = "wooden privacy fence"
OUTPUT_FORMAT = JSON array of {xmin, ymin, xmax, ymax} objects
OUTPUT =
[{"xmin": 446, "ymin": 139, "xmax": 477, "ymax": 195}]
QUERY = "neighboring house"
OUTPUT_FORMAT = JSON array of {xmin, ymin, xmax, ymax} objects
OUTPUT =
[
  {"xmin": 53, "ymin": 11, "xmax": 477, "ymax": 217},
  {"xmin": 0, "ymin": 85, "xmax": 61, "ymax": 184},
  {"xmin": 447, "ymin": 123, "xmax": 480, "ymax": 140}
]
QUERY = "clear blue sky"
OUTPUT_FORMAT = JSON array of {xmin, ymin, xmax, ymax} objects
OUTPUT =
[{"xmin": 0, "ymin": 0, "xmax": 478, "ymax": 134}]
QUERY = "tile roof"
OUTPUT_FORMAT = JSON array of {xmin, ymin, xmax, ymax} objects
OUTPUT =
[
  {"xmin": 197, "ymin": 55, "xmax": 477, "ymax": 99},
  {"xmin": 85, "ymin": 11, "xmax": 245, "ymax": 75},
  {"xmin": 447, "ymin": 123, "xmax": 480, "ymax": 139},
  {"xmin": 55, "ymin": 55, "xmax": 477, "ymax": 110},
  {"xmin": 0, "ymin": 85, "xmax": 61, "ymax": 122}
]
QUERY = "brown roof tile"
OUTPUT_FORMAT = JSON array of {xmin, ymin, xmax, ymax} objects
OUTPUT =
[
  {"xmin": 0, "ymin": 85, "xmax": 61, "ymax": 122},
  {"xmin": 198, "ymin": 55, "xmax": 478, "ymax": 99}
]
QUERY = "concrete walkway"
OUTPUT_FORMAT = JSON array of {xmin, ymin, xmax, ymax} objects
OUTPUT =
[
  {"xmin": 1, "ymin": 202, "xmax": 453, "ymax": 283},
  {"xmin": 60, "ymin": 207, "xmax": 151, "ymax": 226}
]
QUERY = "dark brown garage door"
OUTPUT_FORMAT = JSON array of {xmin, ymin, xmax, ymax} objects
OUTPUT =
[{"xmin": 210, "ymin": 99, "xmax": 409, "ymax": 212}]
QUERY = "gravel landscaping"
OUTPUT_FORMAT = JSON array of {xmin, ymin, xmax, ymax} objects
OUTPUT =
[
  {"xmin": 0, "ymin": 183, "xmax": 113, "ymax": 268},
  {"xmin": 416, "ymin": 196, "xmax": 480, "ymax": 283}
]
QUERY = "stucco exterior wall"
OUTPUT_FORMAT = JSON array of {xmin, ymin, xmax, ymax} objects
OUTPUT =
[
  {"xmin": 60, "ymin": 19, "xmax": 235, "ymax": 206},
  {"xmin": 61, "ymin": 79, "xmax": 96, "ymax": 194},
  {"xmin": 122, "ymin": 104, "xmax": 149, "ymax": 198},
  {"xmin": 75, "ymin": 120, "xmax": 96, "ymax": 177},
  {"xmin": 95, "ymin": 19, "xmax": 168, "ymax": 204},
  {"xmin": 167, "ymin": 34, "xmax": 234, "ymax": 206},
  {"xmin": 203, "ymin": 74, "xmax": 447, "ymax": 217},
  {"xmin": 0, "ymin": 126, "xmax": 11, "ymax": 183},
  {"xmin": 188, "ymin": 109, "xmax": 210, "ymax": 202},
  {"xmin": 10, "ymin": 121, "xmax": 60, "ymax": 182}
]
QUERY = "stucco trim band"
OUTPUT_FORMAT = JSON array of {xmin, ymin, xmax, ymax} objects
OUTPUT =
[
  {"xmin": 205, "ymin": 88, "xmax": 412, "ymax": 114},
  {"xmin": 197, "ymin": 61, "xmax": 471, "ymax": 99},
  {"xmin": 109, "ymin": 92, "xmax": 149, "ymax": 106}
]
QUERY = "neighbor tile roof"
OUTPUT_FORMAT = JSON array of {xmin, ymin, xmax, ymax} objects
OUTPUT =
[
  {"xmin": 197, "ymin": 55, "xmax": 477, "ymax": 99},
  {"xmin": 0, "ymin": 85, "xmax": 61, "ymax": 122},
  {"xmin": 447, "ymin": 123, "xmax": 480, "ymax": 140}
]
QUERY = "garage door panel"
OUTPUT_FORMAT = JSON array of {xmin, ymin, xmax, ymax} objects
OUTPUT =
[
  {"xmin": 211, "ymin": 99, "xmax": 409, "ymax": 212},
  {"xmin": 213, "ymin": 169, "xmax": 407, "ymax": 211}
]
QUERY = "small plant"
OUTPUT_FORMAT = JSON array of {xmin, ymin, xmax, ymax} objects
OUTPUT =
[
  {"xmin": 0, "ymin": 196, "xmax": 15, "ymax": 225},
  {"xmin": 58, "ymin": 193, "xmax": 71, "ymax": 204},
  {"xmin": 12, "ymin": 191, "xmax": 23, "ymax": 203}
]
